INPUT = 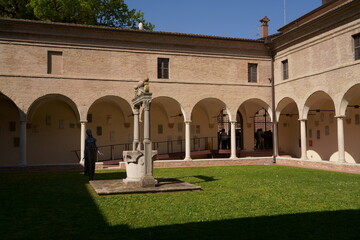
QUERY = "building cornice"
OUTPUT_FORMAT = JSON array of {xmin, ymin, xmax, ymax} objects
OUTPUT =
[
  {"xmin": 0, "ymin": 18, "xmax": 270, "ymax": 58},
  {"xmin": 272, "ymin": 0, "xmax": 360, "ymax": 52}
]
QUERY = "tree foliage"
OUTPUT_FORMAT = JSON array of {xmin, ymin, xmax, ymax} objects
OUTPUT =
[{"xmin": 0, "ymin": 0, "xmax": 154, "ymax": 30}]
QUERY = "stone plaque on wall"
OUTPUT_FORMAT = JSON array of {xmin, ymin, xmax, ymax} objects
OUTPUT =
[
  {"xmin": 355, "ymin": 114, "xmax": 360, "ymax": 125},
  {"xmin": 97, "ymin": 126, "xmax": 102, "ymax": 136},
  {"xmin": 158, "ymin": 124, "xmax": 163, "ymax": 134},
  {"xmin": 325, "ymin": 126, "xmax": 329, "ymax": 136},
  {"xmin": 178, "ymin": 123, "xmax": 182, "ymax": 133}
]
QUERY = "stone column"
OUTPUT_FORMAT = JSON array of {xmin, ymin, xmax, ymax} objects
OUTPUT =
[
  {"xmin": 230, "ymin": 121, "xmax": 237, "ymax": 159},
  {"xmin": 184, "ymin": 120, "xmax": 192, "ymax": 161},
  {"xmin": 272, "ymin": 122, "xmax": 279, "ymax": 158},
  {"xmin": 143, "ymin": 100, "xmax": 153, "ymax": 176},
  {"xmin": 19, "ymin": 113, "xmax": 27, "ymax": 166},
  {"xmin": 133, "ymin": 107, "xmax": 140, "ymax": 150},
  {"xmin": 80, "ymin": 120, "xmax": 87, "ymax": 165},
  {"xmin": 299, "ymin": 119, "xmax": 307, "ymax": 160},
  {"xmin": 336, "ymin": 115, "xmax": 346, "ymax": 163}
]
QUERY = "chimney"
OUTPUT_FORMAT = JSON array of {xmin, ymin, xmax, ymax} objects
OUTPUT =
[{"xmin": 260, "ymin": 16, "xmax": 270, "ymax": 38}]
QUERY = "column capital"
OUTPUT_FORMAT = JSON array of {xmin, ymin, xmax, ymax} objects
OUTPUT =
[
  {"xmin": 298, "ymin": 118, "xmax": 307, "ymax": 121},
  {"xmin": 230, "ymin": 120, "xmax": 237, "ymax": 124},
  {"xmin": 335, "ymin": 115, "xmax": 346, "ymax": 119},
  {"xmin": 80, "ymin": 120, "xmax": 88, "ymax": 124},
  {"xmin": 133, "ymin": 107, "xmax": 140, "ymax": 114},
  {"xmin": 19, "ymin": 113, "xmax": 27, "ymax": 122},
  {"xmin": 185, "ymin": 120, "xmax": 192, "ymax": 124},
  {"xmin": 143, "ymin": 99, "xmax": 151, "ymax": 111}
]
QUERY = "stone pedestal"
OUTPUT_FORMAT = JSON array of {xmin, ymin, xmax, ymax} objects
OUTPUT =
[{"xmin": 123, "ymin": 149, "xmax": 157, "ymax": 187}]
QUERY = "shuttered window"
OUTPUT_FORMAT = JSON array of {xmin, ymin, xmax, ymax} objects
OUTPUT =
[
  {"xmin": 248, "ymin": 63, "xmax": 258, "ymax": 83},
  {"xmin": 354, "ymin": 34, "xmax": 360, "ymax": 60},
  {"xmin": 157, "ymin": 58, "xmax": 169, "ymax": 79},
  {"xmin": 282, "ymin": 59, "xmax": 289, "ymax": 80}
]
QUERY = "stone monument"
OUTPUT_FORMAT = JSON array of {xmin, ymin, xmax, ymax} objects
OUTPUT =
[{"xmin": 123, "ymin": 78, "xmax": 158, "ymax": 187}]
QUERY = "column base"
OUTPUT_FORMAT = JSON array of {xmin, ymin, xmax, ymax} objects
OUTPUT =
[
  {"xmin": 123, "ymin": 175, "xmax": 158, "ymax": 188},
  {"xmin": 229, "ymin": 156, "xmax": 237, "ymax": 160},
  {"xmin": 184, "ymin": 157, "xmax": 192, "ymax": 161}
]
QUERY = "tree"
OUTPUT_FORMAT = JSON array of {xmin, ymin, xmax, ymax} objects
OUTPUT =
[
  {"xmin": 0, "ymin": 0, "xmax": 35, "ymax": 19},
  {"xmin": 0, "ymin": 0, "xmax": 154, "ymax": 30}
]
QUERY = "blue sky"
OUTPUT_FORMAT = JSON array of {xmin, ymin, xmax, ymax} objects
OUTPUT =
[{"xmin": 127, "ymin": 0, "xmax": 321, "ymax": 39}]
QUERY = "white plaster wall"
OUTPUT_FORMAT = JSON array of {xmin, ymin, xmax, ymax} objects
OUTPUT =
[
  {"xmin": 306, "ymin": 102, "xmax": 337, "ymax": 161},
  {"xmin": 87, "ymin": 102, "xmax": 133, "ymax": 161},
  {"xmin": 150, "ymin": 104, "xmax": 185, "ymax": 154},
  {"xmin": 343, "ymin": 96, "xmax": 360, "ymax": 163},
  {"xmin": 27, "ymin": 101, "xmax": 79, "ymax": 164},
  {"xmin": 191, "ymin": 105, "xmax": 218, "ymax": 151},
  {"xmin": 278, "ymin": 115, "xmax": 300, "ymax": 157}
]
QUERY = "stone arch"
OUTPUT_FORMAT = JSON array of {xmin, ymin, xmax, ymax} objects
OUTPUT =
[
  {"xmin": 27, "ymin": 94, "xmax": 81, "ymax": 165},
  {"xmin": 27, "ymin": 94, "xmax": 80, "ymax": 122},
  {"xmin": 239, "ymin": 98, "xmax": 273, "ymax": 123},
  {"xmin": 302, "ymin": 91, "xmax": 336, "ymax": 161},
  {"xmin": 337, "ymin": 84, "xmax": 360, "ymax": 163},
  {"xmin": 87, "ymin": 95, "xmax": 132, "ymax": 124},
  {"xmin": 302, "ymin": 91, "xmax": 335, "ymax": 120},
  {"xmin": 238, "ymin": 98, "xmax": 272, "ymax": 152},
  {"xmin": 276, "ymin": 97, "xmax": 299, "ymax": 122},
  {"xmin": 152, "ymin": 96, "xmax": 186, "ymax": 123},
  {"xmin": 339, "ymin": 83, "xmax": 360, "ymax": 116},
  {"xmin": 276, "ymin": 97, "xmax": 300, "ymax": 158},
  {"xmin": 151, "ymin": 96, "xmax": 186, "ymax": 156},
  {"xmin": 191, "ymin": 98, "xmax": 232, "ymax": 123},
  {"xmin": 189, "ymin": 98, "xmax": 230, "ymax": 157},
  {"xmin": 87, "ymin": 96, "xmax": 133, "ymax": 161}
]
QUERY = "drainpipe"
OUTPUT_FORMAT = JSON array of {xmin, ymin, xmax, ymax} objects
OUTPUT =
[
  {"xmin": 271, "ymin": 54, "xmax": 278, "ymax": 163},
  {"xmin": 265, "ymin": 37, "xmax": 278, "ymax": 164}
]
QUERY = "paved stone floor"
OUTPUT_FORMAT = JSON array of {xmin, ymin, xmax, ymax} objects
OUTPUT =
[{"xmin": 90, "ymin": 178, "xmax": 202, "ymax": 195}]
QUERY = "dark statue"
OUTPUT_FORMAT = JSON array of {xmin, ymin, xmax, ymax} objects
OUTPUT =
[{"xmin": 84, "ymin": 129, "xmax": 98, "ymax": 180}]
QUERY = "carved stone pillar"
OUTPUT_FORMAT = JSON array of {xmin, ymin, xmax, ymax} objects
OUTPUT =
[
  {"xmin": 142, "ymin": 100, "xmax": 155, "ymax": 182},
  {"xmin": 123, "ymin": 78, "xmax": 157, "ymax": 187},
  {"xmin": 133, "ymin": 107, "xmax": 140, "ymax": 150}
]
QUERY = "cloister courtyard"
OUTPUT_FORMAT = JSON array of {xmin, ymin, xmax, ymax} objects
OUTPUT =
[{"xmin": 1, "ymin": 165, "xmax": 359, "ymax": 240}]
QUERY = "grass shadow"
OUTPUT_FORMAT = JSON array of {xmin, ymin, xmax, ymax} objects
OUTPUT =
[
  {"xmin": 131, "ymin": 209, "xmax": 360, "ymax": 240},
  {"xmin": 1, "ymin": 169, "xmax": 359, "ymax": 240}
]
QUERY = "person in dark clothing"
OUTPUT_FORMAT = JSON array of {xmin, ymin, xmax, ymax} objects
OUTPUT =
[
  {"xmin": 84, "ymin": 129, "xmax": 99, "ymax": 180},
  {"xmin": 220, "ymin": 129, "xmax": 228, "ymax": 149}
]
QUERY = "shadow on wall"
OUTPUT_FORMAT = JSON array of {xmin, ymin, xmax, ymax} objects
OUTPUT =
[{"xmin": 1, "ymin": 171, "xmax": 359, "ymax": 240}]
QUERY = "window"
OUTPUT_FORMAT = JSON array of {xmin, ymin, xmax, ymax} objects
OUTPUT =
[
  {"xmin": 157, "ymin": 58, "xmax": 169, "ymax": 79},
  {"xmin": 354, "ymin": 34, "xmax": 360, "ymax": 60},
  {"xmin": 282, "ymin": 59, "xmax": 289, "ymax": 80},
  {"xmin": 47, "ymin": 51, "xmax": 63, "ymax": 74},
  {"xmin": 248, "ymin": 63, "xmax": 258, "ymax": 83}
]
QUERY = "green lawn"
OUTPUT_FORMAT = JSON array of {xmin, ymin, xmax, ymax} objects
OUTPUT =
[{"xmin": 0, "ymin": 166, "xmax": 359, "ymax": 240}]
